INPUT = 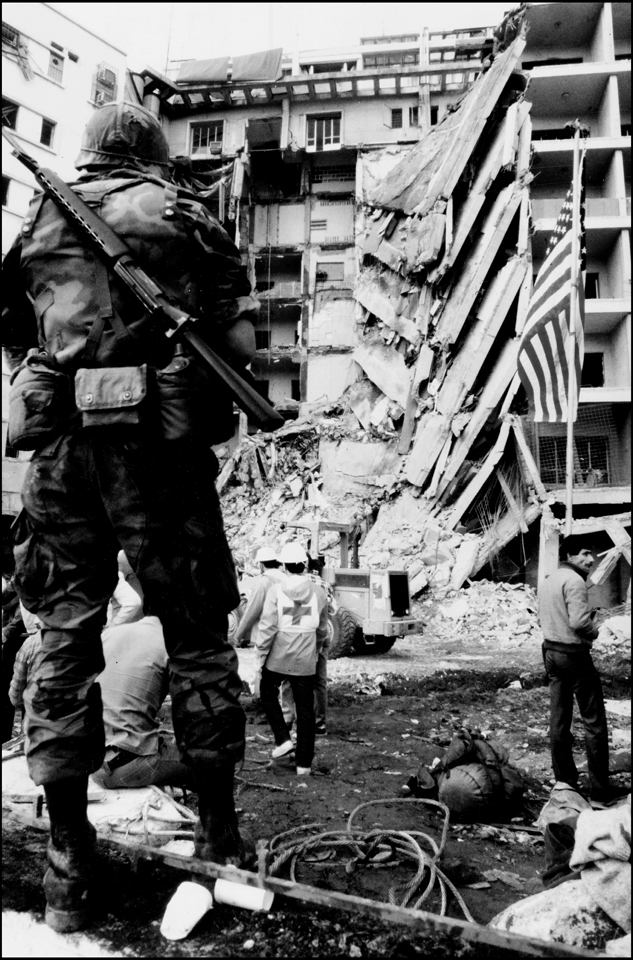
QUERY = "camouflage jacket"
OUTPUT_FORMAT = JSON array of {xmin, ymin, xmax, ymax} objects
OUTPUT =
[{"xmin": 2, "ymin": 169, "xmax": 258, "ymax": 376}]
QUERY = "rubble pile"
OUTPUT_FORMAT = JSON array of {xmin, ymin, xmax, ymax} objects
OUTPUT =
[
  {"xmin": 217, "ymin": 8, "xmax": 629, "ymax": 608},
  {"xmin": 343, "ymin": 11, "xmax": 549, "ymax": 574},
  {"xmin": 425, "ymin": 580, "xmax": 543, "ymax": 649}
]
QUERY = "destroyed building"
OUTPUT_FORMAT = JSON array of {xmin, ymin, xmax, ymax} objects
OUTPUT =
[{"xmin": 1, "ymin": 3, "xmax": 630, "ymax": 604}]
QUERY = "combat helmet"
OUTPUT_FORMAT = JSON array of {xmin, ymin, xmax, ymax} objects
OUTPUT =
[{"xmin": 75, "ymin": 102, "xmax": 170, "ymax": 172}]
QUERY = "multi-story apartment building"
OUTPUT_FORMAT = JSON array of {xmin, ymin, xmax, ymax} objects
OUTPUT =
[
  {"xmin": 137, "ymin": 26, "xmax": 494, "ymax": 419},
  {"xmin": 1, "ymin": 3, "xmax": 126, "ymax": 543},
  {"xmin": 518, "ymin": 2, "xmax": 630, "ymax": 529}
]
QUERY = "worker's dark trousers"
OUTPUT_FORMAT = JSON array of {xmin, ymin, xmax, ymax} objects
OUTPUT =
[
  {"xmin": 542, "ymin": 646, "xmax": 610, "ymax": 794},
  {"xmin": 260, "ymin": 668, "xmax": 315, "ymax": 769},
  {"xmin": 13, "ymin": 429, "xmax": 245, "ymax": 786}
]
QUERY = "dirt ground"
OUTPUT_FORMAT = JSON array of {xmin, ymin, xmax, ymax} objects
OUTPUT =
[{"xmin": 2, "ymin": 615, "xmax": 630, "ymax": 958}]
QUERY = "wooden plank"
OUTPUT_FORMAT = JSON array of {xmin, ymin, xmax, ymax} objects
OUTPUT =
[
  {"xmin": 588, "ymin": 548, "xmax": 622, "ymax": 587},
  {"xmin": 510, "ymin": 417, "xmax": 548, "ymax": 500},
  {"xmin": 571, "ymin": 512, "xmax": 631, "ymax": 537},
  {"xmin": 436, "ymin": 257, "xmax": 527, "ymax": 416},
  {"xmin": 514, "ymin": 261, "xmax": 533, "ymax": 336},
  {"xmin": 432, "ymin": 102, "xmax": 530, "ymax": 283},
  {"xmin": 538, "ymin": 507, "xmax": 560, "ymax": 596},
  {"xmin": 436, "ymin": 340, "xmax": 520, "ymax": 500},
  {"xmin": 1, "ymin": 804, "xmax": 597, "ymax": 959},
  {"xmin": 434, "ymin": 185, "xmax": 523, "ymax": 345},
  {"xmin": 405, "ymin": 412, "xmax": 452, "ymax": 488},
  {"xmin": 426, "ymin": 434, "xmax": 453, "ymax": 499},
  {"xmin": 445, "ymin": 419, "xmax": 512, "ymax": 529},
  {"xmin": 471, "ymin": 501, "xmax": 542, "ymax": 575},
  {"xmin": 495, "ymin": 467, "xmax": 529, "ymax": 533},
  {"xmin": 398, "ymin": 343, "xmax": 436, "ymax": 455}
]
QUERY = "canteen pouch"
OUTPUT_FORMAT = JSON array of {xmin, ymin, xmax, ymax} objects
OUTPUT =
[
  {"xmin": 8, "ymin": 350, "xmax": 71, "ymax": 451},
  {"xmin": 75, "ymin": 365, "xmax": 147, "ymax": 427}
]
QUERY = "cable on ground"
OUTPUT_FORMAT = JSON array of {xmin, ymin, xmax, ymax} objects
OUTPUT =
[{"xmin": 266, "ymin": 797, "xmax": 475, "ymax": 921}]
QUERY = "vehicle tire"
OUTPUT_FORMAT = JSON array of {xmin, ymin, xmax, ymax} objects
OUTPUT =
[
  {"xmin": 327, "ymin": 608, "xmax": 357, "ymax": 659},
  {"xmin": 366, "ymin": 636, "xmax": 397, "ymax": 655}
]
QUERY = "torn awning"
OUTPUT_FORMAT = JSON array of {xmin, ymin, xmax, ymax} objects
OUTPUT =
[
  {"xmin": 177, "ymin": 57, "xmax": 230, "ymax": 83},
  {"xmin": 231, "ymin": 47, "xmax": 283, "ymax": 81}
]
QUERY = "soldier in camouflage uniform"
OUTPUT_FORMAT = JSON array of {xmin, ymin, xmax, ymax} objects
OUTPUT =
[{"xmin": 2, "ymin": 103, "xmax": 258, "ymax": 932}]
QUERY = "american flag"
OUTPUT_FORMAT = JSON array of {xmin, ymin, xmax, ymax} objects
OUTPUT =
[{"xmin": 517, "ymin": 150, "xmax": 587, "ymax": 422}]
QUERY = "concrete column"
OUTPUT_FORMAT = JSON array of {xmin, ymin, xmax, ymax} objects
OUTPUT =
[{"xmin": 143, "ymin": 93, "xmax": 161, "ymax": 116}]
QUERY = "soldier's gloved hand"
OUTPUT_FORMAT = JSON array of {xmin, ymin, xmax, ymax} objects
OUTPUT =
[{"xmin": 224, "ymin": 316, "xmax": 256, "ymax": 364}]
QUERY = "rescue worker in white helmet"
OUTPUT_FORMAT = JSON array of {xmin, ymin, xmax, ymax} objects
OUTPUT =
[{"xmin": 255, "ymin": 542, "xmax": 329, "ymax": 776}]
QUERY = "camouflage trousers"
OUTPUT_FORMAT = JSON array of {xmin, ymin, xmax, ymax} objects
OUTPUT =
[{"xmin": 14, "ymin": 428, "xmax": 245, "ymax": 785}]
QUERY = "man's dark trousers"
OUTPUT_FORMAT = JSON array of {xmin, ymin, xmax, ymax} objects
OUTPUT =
[
  {"xmin": 260, "ymin": 668, "xmax": 315, "ymax": 768},
  {"xmin": 542, "ymin": 646, "xmax": 609, "ymax": 794}
]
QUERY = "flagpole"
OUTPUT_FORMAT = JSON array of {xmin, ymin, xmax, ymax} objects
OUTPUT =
[{"xmin": 564, "ymin": 127, "xmax": 582, "ymax": 537}]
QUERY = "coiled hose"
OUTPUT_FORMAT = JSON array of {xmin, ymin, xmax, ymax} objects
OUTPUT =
[{"xmin": 267, "ymin": 797, "xmax": 475, "ymax": 921}]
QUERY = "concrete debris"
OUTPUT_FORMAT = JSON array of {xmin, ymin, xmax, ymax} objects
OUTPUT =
[{"xmin": 214, "ymin": 9, "xmax": 625, "ymax": 610}]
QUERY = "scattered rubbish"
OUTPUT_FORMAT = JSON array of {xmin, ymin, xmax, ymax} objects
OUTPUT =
[
  {"xmin": 213, "ymin": 879, "xmax": 274, "ymax": 913},
  {"xmin": 160, "ymin": 881, "xmax": 213, "ymax": 940}
]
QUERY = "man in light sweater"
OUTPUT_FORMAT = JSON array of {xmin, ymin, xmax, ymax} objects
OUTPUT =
[
  {"xmin": 256, "ymin": 542, "xmax": 329, "ymax": 776},
  {"xmin": 539, "ymin": 535, "xmax": 628, "ymax": 805}
]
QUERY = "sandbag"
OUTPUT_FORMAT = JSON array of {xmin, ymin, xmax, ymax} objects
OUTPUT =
[
  {"xmin": 490, "ymin": 879, "xmax": 624, "ymax": 950},
  {"xmin": 438, "ymin": 762, "xmax": 502, "ymax": 822}
]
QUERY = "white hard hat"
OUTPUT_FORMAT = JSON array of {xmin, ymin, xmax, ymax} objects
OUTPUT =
[
  {"xmin": 255, "ymin": 546, "xmax": 278, "ymax": 563},
  {"xmin": 279, "ymin": 542, "xmax": 308, "ymax": 565}
]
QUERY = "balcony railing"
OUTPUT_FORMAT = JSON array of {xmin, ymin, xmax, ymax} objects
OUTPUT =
[
  {"xmin": 532, "ymin": 198, "xmax": 623, "ymax": 219},
  {"xmin": 256, "ymin": 281, "xmax": 303, "ymax": 299}
]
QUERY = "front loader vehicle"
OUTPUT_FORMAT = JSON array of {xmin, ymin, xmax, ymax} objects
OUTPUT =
[{"xmin": 288, "ymin": 520, "xmax": 423, "ymax": 659}]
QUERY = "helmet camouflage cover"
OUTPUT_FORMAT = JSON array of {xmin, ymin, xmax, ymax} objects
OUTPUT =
[{"xmin": 75, "ymin": 101, "xmax": 170, "ymax": 171}]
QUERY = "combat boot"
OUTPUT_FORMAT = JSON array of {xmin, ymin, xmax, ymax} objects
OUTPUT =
[
  {"xmin": 194, "ymin": 767, "xmax": 256, "ymax": 869},
  {"xmin": 43, "ymin": 778, "xmax": 96, "ymax": 933}
]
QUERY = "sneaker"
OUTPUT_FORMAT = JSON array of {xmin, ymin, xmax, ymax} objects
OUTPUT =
[
  {"xmin": 315, "ymin": 725, "xmax": 327, "ymax": 737},
  {"xmin": 296, "ymin": 766, "xmax": 312, "ymax": 776},
  {"xmin": 590, "ymin": 784, "xmax": 630, "ymax": 805},
  {"xmin": 272, "ymin": 740, "xmax": 295, "ymax": 759}
]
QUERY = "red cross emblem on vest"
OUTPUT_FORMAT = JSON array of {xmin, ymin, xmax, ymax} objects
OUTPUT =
[{"xmin": 281, "ymin": 600, "xmax": 313, "ymax": 626}]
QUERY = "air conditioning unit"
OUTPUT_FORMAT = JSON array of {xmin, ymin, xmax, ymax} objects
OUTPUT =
[{"xmin": 96, "ymin": 65, "xmax": 117, "ymax": 88}]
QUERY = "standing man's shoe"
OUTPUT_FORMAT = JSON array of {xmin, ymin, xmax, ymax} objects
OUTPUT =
[
  {"xmin": 590, "ymin": 784, "xmax": 630, "ymax": 804},
  {"xmin": 271, "ymin": 740, "xmax": 294, "ymax": 759}
]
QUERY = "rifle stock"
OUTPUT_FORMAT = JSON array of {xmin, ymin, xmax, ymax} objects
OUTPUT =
[{"xmin": 2, "ymin": 126, "xmax": 284, "ymax": 432}]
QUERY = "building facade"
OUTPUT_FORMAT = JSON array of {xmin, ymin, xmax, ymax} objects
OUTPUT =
[
  {"xmin": 519, "ymin": 2, "xmax": 630, "ymax": 524},
  {"xmin": 1, "ymin": 2, "xmax": 127, "ymax": 539},
  {"xmin": 139, "ymin": 26, "xmax": 494, "ymax": 419}
]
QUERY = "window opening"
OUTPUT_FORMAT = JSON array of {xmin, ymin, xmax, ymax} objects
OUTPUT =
[
  {"xmin": 291, "ymin": 379, "xmax": 301, "ymax": 401},
  {"xmin": 2, "ymin": 98, "xmax": 18, "ymax": 129},
  {"xmin": 391, "ymin": 108, "xmax": 403, "ymax": 129},
  {"xmin": 48, "ymin": 51, "xmax": 64, "ymax": 82},
  {"xmin": 430, "ymin": 105, "xmax": 439, "ymax": 125},
  {"xmin": 581, "ymin": 353, "xmax": 605, "ymax": 388},
  {"xmin": 255, "ymin": 330, "xmax": 271, "ymax": 350},
  {"xmin": 1, "ymin": 176, "xmax": 9, "ymax": 207},
  {"xmin": 93, "ymin": 63, "xmax": 118, "ymax": 104},
  {"xmin": 409, "ymin": 105, "xmax": 419, "ymax": 127},
  {"xmin": 191, "ymin": 121, "xmax": 223, "ymax": 154},
  {"xmin": 40, "ymin": 118, "xmax": 56, "ymax": 148},
  {"xmin": 584, "ymin": 273, "xmax": 600, "ymax": 299},
  {"xmin": 307, "ymin": 114, "xmax": 341, "ymax": 151}
]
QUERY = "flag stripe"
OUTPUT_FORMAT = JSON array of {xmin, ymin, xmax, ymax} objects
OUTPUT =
[{"xmin": 517, "ymin": 148, "xmax": 586, "ymax": 423}]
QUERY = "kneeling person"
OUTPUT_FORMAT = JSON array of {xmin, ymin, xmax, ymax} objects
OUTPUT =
[
  {"xmin": 93, "ymin": 615, "xmax": 195, "ymax": 790},
  {"xmin": 256, "ymin": 543, "xmax": 328, "ymax": 775}
]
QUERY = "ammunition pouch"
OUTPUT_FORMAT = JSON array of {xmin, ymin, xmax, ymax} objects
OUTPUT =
[
  {"xmin": 75, "ymin": 365, "xmax": 147, "ymax": 427},
  {"xmin": 8, "ymin": 351, "xmax": 71, "ymax": 451},
  {"xmin": 155, "ymin": 350, "xmax": 234, "ymax": 444}
]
